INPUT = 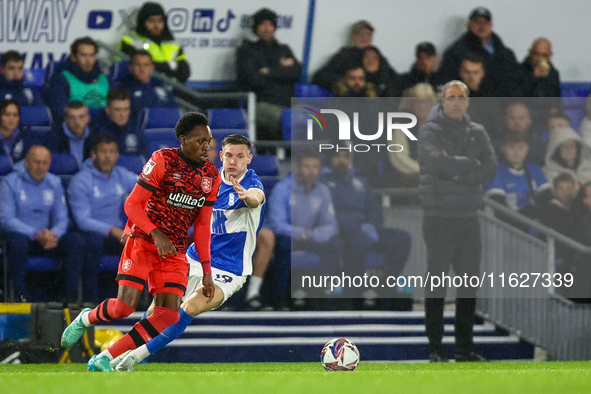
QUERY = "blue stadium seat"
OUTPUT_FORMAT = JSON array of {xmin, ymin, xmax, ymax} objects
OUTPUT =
[
  {"xmin": 139, "ymin": 107, "xmax": 182, "ymax": 131},
  {"xmin": 250, "ymin": 155, "xmax": 279, "ymax": 176},
  {"xmin": 145, "ymin": 128, "xmax": 179, "ymax": 154},
  {"xmin": 100, "ymin": 255, "xmax": 120, "ymax": 271},
  {"xmin": 49, "ymin": 153, "xmax": 79, "ymax": 175},
  {"xmin": 211, "ymin": 129, "xmax": 249, "ymax": 146},
  {"xmin": 28, "ymin": 256, "xmax": 60, "ymax": 271},
  {"xmin": 23, "ymin": 69, "xmax": 45, "ymax": 91},
  {"xmin": 260, "ymin": 176, "xmax": 279, "ymax": 196},
  {"xmin": 109, "ymin": 61, "xmax": 130, "ymax": 85},
  {"xmin": 44, "ymin": 61, "xmax": 63, "ymax": 84},
  {"xmin": 291, "ymin": 251, "xmax": 321, "ymax": 270},
  {"xmin": 282, "ymin": 108, "xmax": 311, "ymax": 141},
  {"xmin": 295, "ymin": 83, "xmax": 334, "ymax": 98},
  {"xmin": 19, "ymin": 106, "xmax": 52, "ymax": 127},
  {"xmin": 207, "ymin": 108, "xmax": 247, "ymax": 129},
  {"xmin": 564, "ymin": 108, "xmax": 585, "ymax": 132},
  {"xmin": 117, "ymin": 155, "xmax": 145, "ymax": 175},
  {"xmin": 363, "ymin": 252, "xmax": 386, "ymax": 270},
  {"xmin": 562, "ymin": 96, "xmax": 587, "ymax": 110},
  {"xmin": 0, "ymin": 155, "xmax": 13, "ymax": 176}
]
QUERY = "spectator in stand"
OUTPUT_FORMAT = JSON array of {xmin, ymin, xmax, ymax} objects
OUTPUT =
[
  {"xmin": 457, "ymin": 54, "xmax": 501, "ymax": 140},
  {"xmin": 236, "ymin": 8, "xmax": 301, "ymax": 141},
  {"xmin": 312, "ymin": 20, "xmax": 397, "ymax": 92},
  {"xmin": 45, "ymin": 37, "xmax": 109, "ymax": 121},
  {"xmin": 268, "ymin": 150, "xmax": 341, "ymax": 307},
  {"xmin": 119, "ymin": 2, "xmax": 190, "ymax": 83},
  {"xmin": 400, "ymin": 42, "xmax": 439, "ymax": 92},
  {"xmin": 0, "ymin": 51, "xmax": 44, "ymax": 107},
  {"xmin": 580, "ymin": 93, "xmax": 591, "ymax": 149},
  {"xmin": 498, "ymin": 102, "xmax": 546, "ymax": 166},
  {"xmin": 543, "ymin": 127, "xmax": 591, "ymax": 186},
  {"xmin": 438, "ymin": 7, "xmax": 521, "ymax": 97},
  {"xmin": 42, "ymin": 101, "xmax": 91, "ymax": 167},
  {"xmin": 333, "ymin": 65, "xmax": 377, "ymax": 97},
  {"xmin": 0, "ymin": 99, "xmax": 31, "ymax": 164},
  {"xmin": 67, "ymin": 136, "xmax": 137, "ymax": 302},
  {"xmin": 538, "ymin": 173, "xmax": 586, "ymax": 271},
  {"xmin": 389, "ymin": 83, "xmax": 437, "ymax": 191},
  {"xmin": 117, "ymin": 51, "xmax": 176, "ymax": 118},
  {"xmin": 320, "ymin": 150, "xmax": 411, "ymax": 302},
  {"xmin": 548, "ymin": 113, "xmax": 571, "ymax": 133},
  {"xmin": 0, "ymin": 146, "xmax": 85, "ymax": 302},
  {"xmin": 485, "ymin": 133, "xmax": 551, "ymax": 221},
  {"xmin": 361, "ymin": 46, "xmax": 399, "ymax": 97},
  {"xmin": 521, "ymin": 38, "xmax": 561, "ymax": 98},
  {"xmin": 88, "ymin": 89, "xmax": 148, "ymax": 158}
]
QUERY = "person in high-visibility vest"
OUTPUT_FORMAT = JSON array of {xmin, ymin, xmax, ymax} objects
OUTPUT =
[{"xmin": 119, "ymin": 2, "xmax": 190, "ymax": 83}]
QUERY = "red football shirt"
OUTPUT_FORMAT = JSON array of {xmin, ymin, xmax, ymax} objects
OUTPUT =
[{"xmin": 132, "ymin": 148, "xmax": 221, "ymax": 254}]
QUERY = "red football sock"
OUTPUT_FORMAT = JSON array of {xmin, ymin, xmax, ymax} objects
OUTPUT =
[
  {"xmin": 107, "ymin": 307, "xmax": 180, "ymax": 358},
  {"xmin": 88, "ymin": 298, "xmax": 135, "ymax": 325}
]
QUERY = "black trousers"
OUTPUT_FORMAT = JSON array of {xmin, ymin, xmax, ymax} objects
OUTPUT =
[{"xmin": 422, "ymin": 215, "xmax": 481, "ymax": 355}]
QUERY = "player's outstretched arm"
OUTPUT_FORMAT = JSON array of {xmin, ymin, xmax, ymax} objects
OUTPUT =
[{"xmin": 230, "ymin": 176, "xmax": 265, "ymax": 208}]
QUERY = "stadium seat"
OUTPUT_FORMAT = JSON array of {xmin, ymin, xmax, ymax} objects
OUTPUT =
[
  {"xmin": 0, "ymin": 155, "xmax": 13, "ymax": 176},
  {"xmin": 49, "ymin": 153, "xmax": 79, "ymax": 175},
  {"xmin": 249, "ymin": 155, "xmax": 279, "ymax": 176},
  {"xmin": 117, "ymin": 155, "xmax": 145, "ymax": 174},
  {"xmin": 145, "ymin": 128, "xmax": 179, "ymax": 154},
  {"xmin": 43, "ymin": 61, "xmax": 63, "ymax": 85},
  {"xmin": 139, "ymin": 107, "xmax": 182, "ymax": 131},
  {"xmin": 207, "ymin": 108, "xmax": 247, "ymax": 129},
  {"xmin": 109, "ymin": 61, "xmax": 130, "ymax": 86},
  {"xmin": 282, "ymin": 108, "xmax": 312, "ymax": 141},
  {"xmin": 563, "ymin": 108, "xmax": 585, "ymax": 132},
  {"xmin": 295, "ymin": 83, "xmax": 334, "ymax": 98},
  {"xmin": 260, "ymin": 176, "xmax": 279, "ymax": 196},
  {"xmin": 211, "ymin": 129, "xmax": 249, "ymax": 146},
  {"xmin": 23, "ymin": 68, "xmax": 45, "ymax": 91},
  {"xmin": 363, "ymin": 252, "xmax": 386, "ymax": 270},
  {"xmin": 19, "ymin": 106, "xmax": 52, "ymax": 127},
  {"xmin": 27, "ymin": 256, "xmax": 60, "ymax": 271},
  {"xmin": 100, "ymin": 255, "xmax": 120, "ymax": 271},
  {"xmin": 291, "ymin": 251, "xmax": 321, "ymax": 270}
]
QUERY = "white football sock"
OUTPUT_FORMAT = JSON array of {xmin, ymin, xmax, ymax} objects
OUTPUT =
[
  {"xmin": 134, "ymin": 344, "xmax": 151, "ymax": 362},
  {"xmin": 98, "ymin": 349, "xmax": 113, "ymax": 360},
  {"xmin": 245, "ymin": 276, "xmax": 263, "ymax": 300},
  {"xmin": 80, "ymin": 310, "xmax": 92, "ymax": 327}
]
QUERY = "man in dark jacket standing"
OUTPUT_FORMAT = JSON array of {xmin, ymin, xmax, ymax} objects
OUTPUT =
[
  {"xmin": 418, "ymin": 80, "xmax": 497, "ymax": 362},
  {"xmin": 236, "ymin": 8, "xmax": 301, "ymax": 141},
  {"xmin": 437, "ymin": 7, "xmax": 520, "ymax": 97}
]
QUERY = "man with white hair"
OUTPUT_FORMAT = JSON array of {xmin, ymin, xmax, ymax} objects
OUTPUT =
[{"xmin": 418, "ymin": 80, "xmax": 497, "ymax": 362}]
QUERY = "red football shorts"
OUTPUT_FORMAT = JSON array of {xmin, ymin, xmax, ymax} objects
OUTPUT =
[{"xmin": 116, "ymin": 236, "xmax": 189, "ymax": 298}]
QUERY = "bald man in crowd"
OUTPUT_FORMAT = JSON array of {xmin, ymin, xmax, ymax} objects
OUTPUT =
[
  {"xmin": 521, "ymin": 38, "xmax": 561, "ymax": 98},
  {"xmin": 0, "ymin": 146, "xmax": 85, "ymax": 302}
]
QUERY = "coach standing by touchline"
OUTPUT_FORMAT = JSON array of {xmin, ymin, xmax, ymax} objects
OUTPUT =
[{"xmin": 418, "ymin": 80, "xmax": 497, "ymax": 362}]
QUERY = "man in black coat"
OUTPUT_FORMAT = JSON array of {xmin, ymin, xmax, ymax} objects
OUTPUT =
[
  {"xmin": 400, "ymin": 42, "xmax": 439, "ymax": 92},
  {"xmin": 418, "ymin": 80, "xmax": 497, "ymax": 362},
  {"xmin": 437, "ymin": 7, "xmax": 521, "ymax": 97},
  {"xmin": 236, "ymin": 8, "xmax": 302, "ymax": 141},
  {"xmin": 312, "ymin": 20, "xmax": 398, "ymax": 94},
  {"xmin": 521, "ymin": 38, "xmax": 561, "ymax": 98}
]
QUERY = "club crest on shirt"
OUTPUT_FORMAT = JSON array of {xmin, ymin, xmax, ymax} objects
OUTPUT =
[
  {"xmin": 202, "ymin": 177, "xmax": 212, "ymax": 193},
  {"xmin": 122, "ymin": 259, "xmax": 132, "ymax": 272}
]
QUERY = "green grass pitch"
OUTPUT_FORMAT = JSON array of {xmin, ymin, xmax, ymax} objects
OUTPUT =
[{"xmin": 1, "ymin": 362, "xmax": 590, "ymax": 394}]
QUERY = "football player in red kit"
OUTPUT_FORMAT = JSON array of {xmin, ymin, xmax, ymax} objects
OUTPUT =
[{"xmin": 61, "ymin": 112, "xmax": 221, "ymax": 372}]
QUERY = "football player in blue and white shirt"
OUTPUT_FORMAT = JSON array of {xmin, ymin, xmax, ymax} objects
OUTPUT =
[{"xmin": 113, "ymin": 134, "xmax": 265, "ymax": 370}]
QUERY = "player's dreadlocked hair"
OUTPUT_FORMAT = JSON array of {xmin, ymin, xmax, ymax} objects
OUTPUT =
[{"xmin": 175, "ymin": 112, "xmax": 209, "ymax": 138}]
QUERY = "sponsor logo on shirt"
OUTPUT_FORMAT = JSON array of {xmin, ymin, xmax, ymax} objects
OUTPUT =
[{"xmin": 166, "ymin": 192, "xmax": 206, "ymax": 209}]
